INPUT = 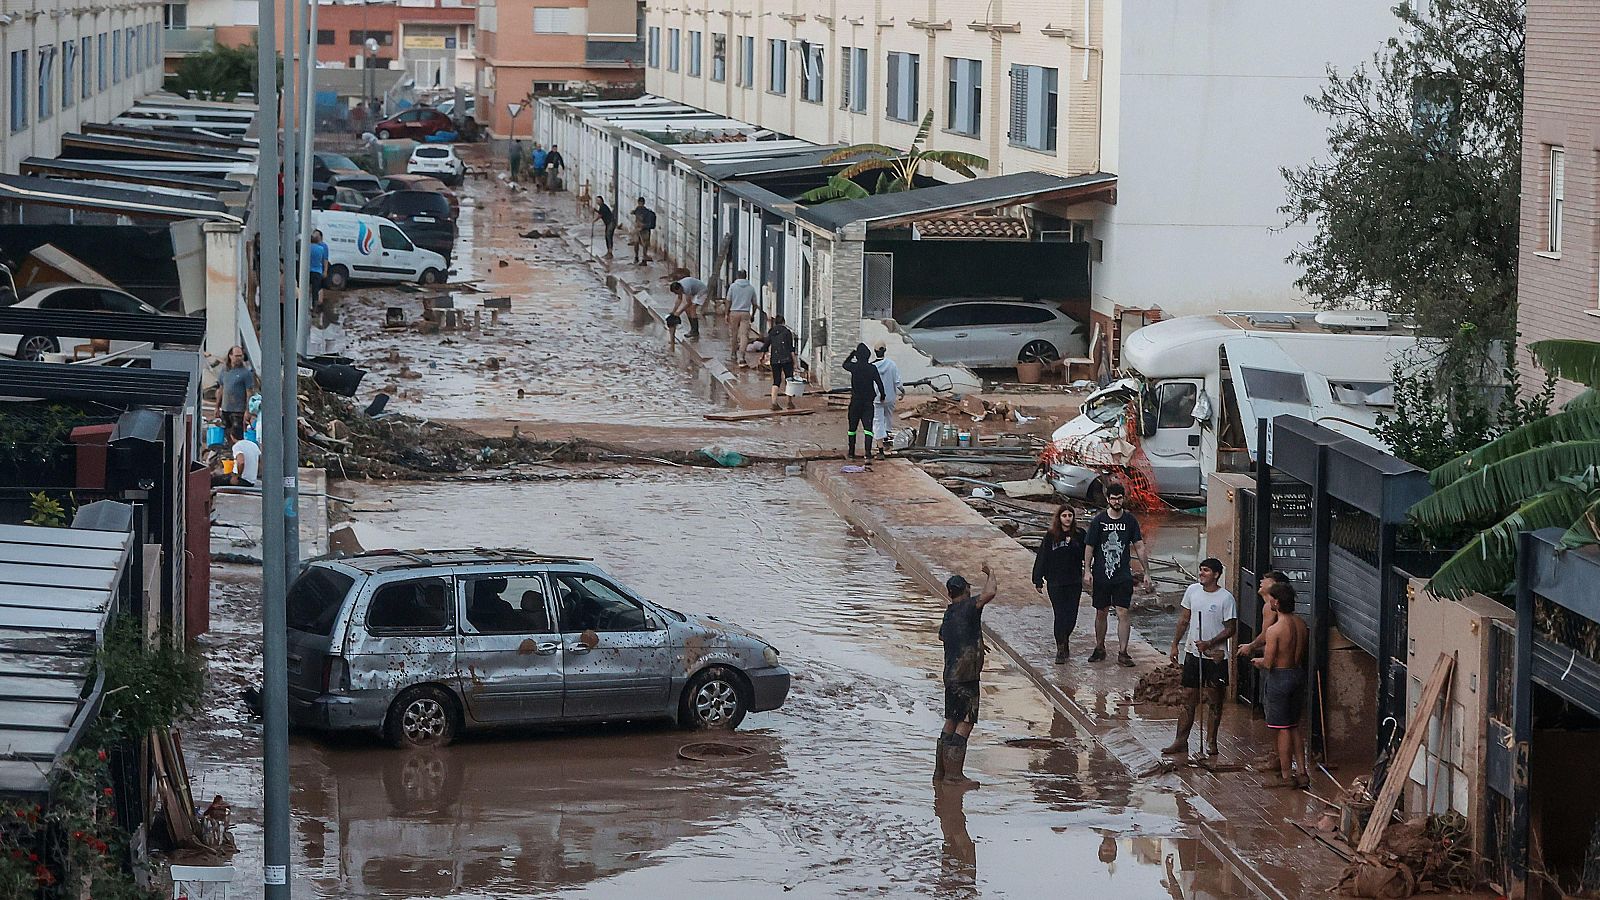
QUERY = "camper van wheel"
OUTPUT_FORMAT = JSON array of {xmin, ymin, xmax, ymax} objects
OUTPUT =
[
  {"xmin": 419, "ymin": 268, "xmax": 443, "ymax": 286},
  {"xmin": 325, "ymin": 265, "xmax": 350, "ymax": 291},
  {"xmin": 16, "ymin": 335, "xmax": 57, "ymax": 362}
]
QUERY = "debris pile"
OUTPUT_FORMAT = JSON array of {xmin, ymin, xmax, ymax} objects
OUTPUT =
[
  {"xmin": 1131, "ymin": 663, "xmax": 1188, "ymax": 707},
  {"xmin": 1335, "ymin": 813, "xmax": 1476, "ymax": 898}
]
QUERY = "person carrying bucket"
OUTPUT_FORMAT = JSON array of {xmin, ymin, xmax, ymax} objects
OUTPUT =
[{"xmin": 765, "ymin": 315, "xmax": 799, "ymax": 411}]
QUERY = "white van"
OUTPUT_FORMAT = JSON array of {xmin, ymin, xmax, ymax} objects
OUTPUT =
[
  {"xmin": 313, "ymin": 210, "xmax": 449, "ymax": 290},
  {"xmin": 1048, "ymin": 310, "xmax": 1426, "ymax": 501}
]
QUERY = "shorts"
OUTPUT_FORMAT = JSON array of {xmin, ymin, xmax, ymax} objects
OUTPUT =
[
  {"xmin": 1263, "ymin": 667, "xmax": 1307, "ymax": 729},
  {"xmin": 943, "ymin": 680, "xmax": 980, "ymax": 724},
  {"xmin": 1091, "ymin": 581, "xmax": 1134, "ymax": 610},
  {"xmin": 1181, "ymin": 653, "xmax": 1229, "ymax": 690},
  {"xmin": 635, "ymin": 228, "xmax": 653, "ymax": 246},
  {"xmin": 771, "ymin": 359, "xmax": 795, "ymax": 386}
]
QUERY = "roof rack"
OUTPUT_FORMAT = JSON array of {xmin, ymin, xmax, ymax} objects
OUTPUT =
[{"xmin": 345, "ymin": 548, "xmax": 593, "ymax": 570}]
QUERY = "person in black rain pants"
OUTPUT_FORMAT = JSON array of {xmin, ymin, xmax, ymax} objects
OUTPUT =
[
  {"xmin": 1032, "ymin": 504, "xmax": 1087, "ymax": 664},
  {"xmin": 843, "ymin": 343, "xmax": 887, "ymax": 466}
]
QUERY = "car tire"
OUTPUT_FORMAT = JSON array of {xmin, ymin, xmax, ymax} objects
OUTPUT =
[
  {"xmin": 325, "ymin": 265, "xmax": 350, "ymax": 291},
  {"xmin": 419, "ymin": 268, "xmax": 443, "ymax": 285},
  {"xmin": 679, "ymin": 666, "xmax": 748, "ymax": 730},
  {"xmin": 16, "ymin": 334, "xmax": 58, "ymax": 362},
  {"xmin": 377, "ymin": 129, "xmax": 392, "ymax": 140},
  {"xmin": 384, "ymin": 685, "xmax": 459, "ymax": 749},
  {"xmin": 1086, "ymin": 476, "xmax": 1108, "ymax": 507},
  {"xmin": 1019, "ymin": 340, "xmax": 1060, "ymax": 365}
]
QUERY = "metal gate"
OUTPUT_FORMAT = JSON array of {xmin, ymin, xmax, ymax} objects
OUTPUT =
[{"xmin": 863, "ymin": 252, "xmax": 893, "ymax": 319}]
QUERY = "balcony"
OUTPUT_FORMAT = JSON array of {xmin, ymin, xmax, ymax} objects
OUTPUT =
[{"xmin": 163, "ymin": 27, "xmax": 216, "ymax": 56}]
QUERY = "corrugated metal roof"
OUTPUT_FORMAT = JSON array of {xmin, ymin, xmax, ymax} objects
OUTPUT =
[
  {"xmin": 0, "ymin": 308, "xmax": 207, "ymax": 346},
  {"xmin": 0, "ymin": 174, "xmax": 236, "ymax": 221},
  {"xmin": 80, "ymin": 122, "xmax": 254, "ymax": 151},
  {"xmin": 21, "ymin": 157, "xmax": 246, "ymax": 193},
  {"xmin": 697, "ymin": 146, "xmax": 846, "ymax": 181},
  {"xmin": 0, "ymin": 523, "xmax": 129, "ymax": 798},
  {"xmin": 796, "ymin": 171, "xmax": 1117, "ymax": 232},
  {"xmin": 59, "ymin": 133, "xmax": 251, "ymax": 162},
  {"xmin": 0, "ymin": 359, "xmax": 193, "ymax": 407}
]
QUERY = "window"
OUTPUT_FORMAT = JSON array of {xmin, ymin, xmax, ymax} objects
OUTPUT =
[
  {"xmin": 164, "ymin": 2, "xmax": 187, "ymax": 28},
  {"xmin": 62, "ymin": 41, "xmax": 75, "ymax": 108},
  {"xmin": 711, "ymin": 33, "xmax": 726, "ymax": 82},
  {"xmin": 646, "ymin": 26, "xmax": 659, "ymax": 68},
  {"xmin": 97, "ymin": 34, "xmax": 107, "ymax": 92},
  {"xmin": 111, "ymin": 31, "xmax": 120, "ymax": 84},
  {"xmin": 286, "ymin": 568, "xmax": 355, "ymax": 636},
  {"xmin": 946, "ymin": 57, "xmax": 981, "ymax": 136},
  {"xmin": 738, "ymin": 35, "xmax": 754, "ymax": 87},
  {"xmin": 1240, "ymin": 367, "xmax": 1310, "ymax": 405},
  {"xmin": 1154, "ymin": 382, "xmax": 1199, "ymax": 429},
  {"xmin": 378, "ymin": 223, "xmax": 412, "ymax": 251},
  {"xmin": 125, "ymin": 28, "xmax": 135, "ymax": 79},
  {"xmin": 348, "ymin": 30, "xmax": 393, "ymax": 45},
  {"xmin": 667, "ymin": 27, "xmax": 680, "ymax": 71},
  {"xmin": 553, "ymin": 574, "xmax": 652, "ymax": 633},
  {"xmin": 885, "ymin": 51, "xmax": 919, "ymax": 122},
  {"xmin": 1008, "ymin": 64, "xmax": 1059, "ymax": 151},
  {"xmin": 317, "ymin": 30, "xmax": 335, "ymax": 45},
  {"xmin": 687, "ymin": 30, "xmax": 701, "ymax": 77},
  {"xmin": 914, "ymin": 305, "xmax": 972, "ymax": 329},
  {"xmin": 366, "ymin": 578, "xmax": 454, "ymax": 634},
  {"xmin": 464, "ymin": 574, "xmax": 554, "ymax": 635},
  {"xmin": 80, "ymin": 37, "xmax": 91, "ymax": 99},
  {"xmin": 1548, "ymin": 146, "xmax": 1565, "ymax": 253},
  {"xmin": 767, "ymin": 38, "xmax": 786, "ymax": 94},
  {"xmin": 534, "ymin": 7, "xmax": 571, "ymax": 33},
  {"xmin": 840, "ymin": 46, "xmax": 867, "ymax": 113},
  {"xmin": 10, "ymin": 50, "xmax": 27, "ymax": 133},
  {"xmin": 799, "ymin": 41, "xmax": 823, "ymax": 103},
  {"xmin": 37, "ymin": 46, "xmax": 54, "ymax": 121}
]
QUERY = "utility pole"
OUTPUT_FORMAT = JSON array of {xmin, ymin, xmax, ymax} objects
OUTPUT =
[
  {"xmin": 280, "ymin": 0, "xmax": 302, "ymax": 581},
  {"xmin": 254, "ymin": 0, "xmax": 291, "ymax": 893},
  {"xmin": 296, "ymin": 0, "xmax": 319, "ymax": 354}
]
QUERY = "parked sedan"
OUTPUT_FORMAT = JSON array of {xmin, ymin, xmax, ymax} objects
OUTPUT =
[
  {"xmin": 378, "ymin": 174, "xmax": 459, "ymax": 219},
  {"xmin": 374, "ymin": 107, "xmax": 454, "ymax": 141},
  {"xmin": 406, "ymin": 145, "xmax": 465, "ymax": 185},
  {"xmin": 360, "ymin": 191, "xmax": 456, "ymax": 262},
  {"xmin": 313, "ymin": 152, "xmax": 383, "ymax": 206},
  {"xmin": 285, "ymin": 550, "xmax": 791, "ymax": 748},
  {"xmin": 898, "ymin": 298, "xmax": 1087, "ymax": 368},
  {"xmin": 1, "ymin": 284, "xmax": 166, "ymax": 361}
]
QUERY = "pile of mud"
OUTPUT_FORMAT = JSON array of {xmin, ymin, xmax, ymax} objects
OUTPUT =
[
  {"xmin": 298, "ymin": 380, "xmax": 755, "ymax": 478},
  {"xmin": 1131, "ymin": 663, "xmax": 1188, "ymax": 707}
]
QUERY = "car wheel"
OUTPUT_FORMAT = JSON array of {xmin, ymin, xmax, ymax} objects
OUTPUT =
[
  {"xmin": 384, "ymin": 686, "xmax": 459, "ymax": 749},
  {"xmin": 419, "ymin": 267, "xmax": 443, "ymax": 285},
  {"xmin": 1019, "ymin": 340, "xmax": 1060, "ymax": 365},
  {"xmin": 680, "ymin": 666, "xmax": 748, "ymax": 730},
  {"xmin": 377, "ymin": 129, "xmax": 392, "ymax": 140},
  {"xmin": 16, "ymin": 335, "xmax": 58, "ymax": 361},
  {"xmin": 325, "ymin": 265, "xmax": 350, "ymax": 291}
]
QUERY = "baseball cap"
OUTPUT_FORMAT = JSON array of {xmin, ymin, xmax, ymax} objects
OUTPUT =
[{"xmin": 946, "ymin": 575, "xmax": 970, "ymax": 596}]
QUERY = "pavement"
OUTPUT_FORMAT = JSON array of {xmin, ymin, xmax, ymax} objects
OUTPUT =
[{"xmin": 809, "ymin": 459, "xmax": 1350, "ymax": 899}]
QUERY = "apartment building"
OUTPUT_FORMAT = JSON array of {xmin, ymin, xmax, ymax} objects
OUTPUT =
[
  {"xmin": 1518, "ymin": 0, "xmax": 1600, "ymax": 403},
  {"xmin": 643, "ymin": 0, "xmax": 1397, "ymax": 331},
  {"xmin": 0, "ymin": 1, "xmax": 165, "ymax": 175},
  {"xmin": 476, "ymin": 0, "xmax": 643, "ymax": 137}
]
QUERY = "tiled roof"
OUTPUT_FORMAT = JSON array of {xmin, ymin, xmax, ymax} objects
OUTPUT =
[{"xmin": 915, "ymin": 216, "xmax": 1029, "ymax": 239}]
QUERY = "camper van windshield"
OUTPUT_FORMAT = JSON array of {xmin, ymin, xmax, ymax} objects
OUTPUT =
[{"xmin": 1084, "ymin": 390, "xmax": 1131, "ymax": 425}]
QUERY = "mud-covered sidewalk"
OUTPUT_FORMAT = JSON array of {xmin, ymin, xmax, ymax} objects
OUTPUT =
[{"xmin": 810, "ymin": 459, "xmax": 1345, "ymax": 899}]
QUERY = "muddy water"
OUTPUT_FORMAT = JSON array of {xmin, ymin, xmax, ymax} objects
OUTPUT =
[{"xmin": 279, "ymin": 473, "xmax": 1256, "ymax": 898}]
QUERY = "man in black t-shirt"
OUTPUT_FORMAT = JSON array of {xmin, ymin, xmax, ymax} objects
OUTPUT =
[
  {"xmin": 1084, "ymin": 482, "xmax": 1151, "ymax": 668},
  {"xmin": 936, "ymin": 562, "xmax": 996, "ymax": 788},
  {"xmin": 765, "ymin": 315, "xmax": 798, "ymax": 410},
  {"xmin": 631, "ymin": 198, "xmax": 657, "ymax": 264}
]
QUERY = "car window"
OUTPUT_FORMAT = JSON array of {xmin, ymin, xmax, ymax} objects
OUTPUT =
[
  {"xmin": 914, "ymin": 305, "xmax": 974, "ymax": 329},
  {"xmin": 1084, "ymin": 391, "xmax": 1130, "ymax": 426},
  {"xmin": 463, "ymin": 574, "xmax": 554, "ymax": 635},
  {"xmin": 1155, "ymin": 381, "xmax": 1199, "ymax": 429},
  {"xmin": 960, "ymin": 303, "xmax": 1039, "ymax": 326},
  {"xmin": 286, "ymin": 567, "xmax": 355, "ymax": 635},
  {"xmin": 398, "ymin": 110, "xmax": 421, "ymax": 122},
  {"xmin": 1002, "ymin": 305, "xmax": 1056, "ymax": 324},
  {"xmin": 552, "ymin": 574, "xmax": 652, "ymax": 633},
  {"xmin": 367, "ymin": 577, "xmax": 453, "ymax": 634},
  {"xmin": 98, "ymin": 291, "xmax": 145, "ymax": 314},
  {"xmin": 37, "ymin": 289, "xmax": 100, "ymax": 311},
  {"xmin": 416, "ymin": 147, "xmax": 449, "ymax": 158},
  {"xmin": 378, "ymin": 224, "xmax": 412, "ymax": 251},
  {"xmin": 319, "ymin": 153, "xmax": 361, "ymax": 171}
]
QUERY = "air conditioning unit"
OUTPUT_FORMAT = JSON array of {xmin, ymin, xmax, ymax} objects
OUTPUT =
[{"xmin": 1314, "ymin": 310, "xmax": 1390, "ymax": 330}]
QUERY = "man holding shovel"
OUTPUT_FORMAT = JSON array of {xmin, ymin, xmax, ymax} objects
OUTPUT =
[{"xmin": 1163, "ymin": 557, "xmax": 1236, "ymax": 758}]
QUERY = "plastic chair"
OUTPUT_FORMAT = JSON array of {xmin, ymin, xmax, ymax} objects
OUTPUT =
[{"xmin": 170, "ymin": 864, "xmax": 234, "ymax": 899}]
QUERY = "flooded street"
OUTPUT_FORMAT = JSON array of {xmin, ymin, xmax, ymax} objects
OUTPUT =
[{"xmin": 273, "ymin": 473, "xmax": 1251, "ymax": 898}]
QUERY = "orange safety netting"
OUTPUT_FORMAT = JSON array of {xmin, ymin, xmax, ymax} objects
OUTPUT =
[{"xmin": 1036, "ymin": 413, "xmax": 1167, "ymax": 513}]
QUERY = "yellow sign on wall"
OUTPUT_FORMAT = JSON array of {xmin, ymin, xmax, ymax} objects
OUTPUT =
[{"xmin": 403, "ymin": 35, "xmax": 449, "ymax": 49}]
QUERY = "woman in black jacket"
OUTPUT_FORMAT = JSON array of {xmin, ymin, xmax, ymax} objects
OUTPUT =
[{"xmin": 1033, "ymin": 505, "xmax": 1087, "ymax": 664}]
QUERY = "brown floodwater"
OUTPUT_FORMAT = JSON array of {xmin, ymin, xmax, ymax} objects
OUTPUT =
[{"xmin": 266, "ymin": 472, "xmax": 1259, "ymax": 898}]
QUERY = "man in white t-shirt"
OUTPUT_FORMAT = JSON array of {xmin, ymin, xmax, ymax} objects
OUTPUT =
[
  {"xmin": 1163, "ymin": 557, "xmax": 1236, "ymax": 758},
  {"xmin": 228, "ymin": 438, "xmax": 261, "ymax": 488}
]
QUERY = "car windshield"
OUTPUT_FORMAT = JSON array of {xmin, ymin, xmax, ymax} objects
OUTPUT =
[
  {"xmin": 320, "ymin": 153, "xmax": 361, "ymax": 171},
  {"xmin": 1083, "ymin": 388, "xmax": 1133, "ymax": 425},
  {"xmin": 416, "ymin": 147, "xmax": 449, "ymax": 158}
]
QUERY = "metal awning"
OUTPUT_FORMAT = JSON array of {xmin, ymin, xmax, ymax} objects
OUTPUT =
[
  {"xmin": 18, "ymin": 157, "xmax": 245, "ymax": 193},
  {"xmin": 80, "ymin": 122, "xmax": 255, "ymax": 151},
  {"xmin": 697, "ymin": 146, "xmax": 845, "ymax": 181},
  {"xmin": 0, "ymin": 174, "xmax": 238, "ymax": 222},
  {"xmin": 0, "ymin": 523, "xmax": 130, "ymax": 798},
  {"xmin": 0, "ymin": 309, "xmax": 207, "ymax": 347},
  {"xmin": 59, "ymin": 133, "xmax": 251, "ymax": 163},
  {"xmin": 796, "ymin": 171, "xmax": 1118, "ymax": 232},
  {"xmin": 0, "ymin": 359, "xmax": 193, "ymax": 407}
]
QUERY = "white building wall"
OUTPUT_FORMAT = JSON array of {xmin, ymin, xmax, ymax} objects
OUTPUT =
[{"xmin": 1090, "ymin": 0, "xmax": 1397, "ymax": 319}]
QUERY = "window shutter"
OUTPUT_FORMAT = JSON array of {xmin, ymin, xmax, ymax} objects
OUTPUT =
[
  {"xmin": 840, "ymin": 46, "xmax": 852, "ymax": 108},
  {"xmin": 1009, "ymin": 63, "xmax": 1028, "ymax": 143},
  {"xmin": 886, "ymin": 53, "xmax": 900, "ymax": 118},
  {"xmin": 908, "ymin": 54, "xmax": 919, "ymax": 118}
]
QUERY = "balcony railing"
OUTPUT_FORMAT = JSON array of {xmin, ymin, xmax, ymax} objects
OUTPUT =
[{"xmin": 163, "ymin": 27, "xmax": 216, "ymax": 55}]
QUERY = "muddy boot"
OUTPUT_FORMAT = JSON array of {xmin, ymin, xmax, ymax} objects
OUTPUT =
[
  {"xmin": 1054, "ymin": 642, "xmax": 1069, "ymax": 665},
  {"xmin": 940, "ymin": 734, "xmax": 980, "ymax": 788},
  {"xmin": 786, "ymin": 398, "xmax": 796, "ymax": 410},
  {"xmin": 933, "ymin": 735, "xmax": 947, "ymax": 784},
  {"xmin": 1088, "ymin": 645, "xmax": 1106, "ymax": 663}
]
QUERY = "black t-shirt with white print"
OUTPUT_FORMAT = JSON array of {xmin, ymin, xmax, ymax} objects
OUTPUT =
[{"xmin": 1085, "ymin": 510, "xmax": 1142, "ymax": 587}]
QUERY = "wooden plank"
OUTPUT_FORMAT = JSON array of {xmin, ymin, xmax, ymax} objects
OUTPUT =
[
  {"xmin": 1357, "ymin": 653, "xmax": 1454, "ymax": 854},
  {"xmin": 703, "ymin": 407, "xmax": 815, "ymax": 422}
]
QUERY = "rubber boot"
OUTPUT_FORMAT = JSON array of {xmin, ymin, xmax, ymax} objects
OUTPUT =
[
  {"xmin": 939, "ymin": 734, "xmax": 980, "ymax": 788},
  {"xmin": 1054, "ymin": 641, "xmax": 1069, "ymax": 665},
  {"xmin": 933, "ymin": 735, "xmax": 947, "ymax": 784}
]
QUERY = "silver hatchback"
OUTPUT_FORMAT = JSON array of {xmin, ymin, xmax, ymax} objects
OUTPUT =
[{"xmin": 285, "ymin": 549, "xmax": 791, "ymax": 748}]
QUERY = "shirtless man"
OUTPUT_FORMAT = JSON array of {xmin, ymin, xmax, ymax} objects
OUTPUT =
[
  {"xmin": 1237, "ymin": 569, "xmax": 1290, "ymax": 770},
  {"xmin": 1250, "ymin": 581, "xmax": 1310, "ymax": 788}
]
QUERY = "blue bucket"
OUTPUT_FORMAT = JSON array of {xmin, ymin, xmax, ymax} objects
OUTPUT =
[
  {"xmin": 243, "ymin": 428, "xmax": 258, "ymax": 445},
  {"xmin": 206, "ymin": 424, "xmax": 226, "ymax": 447}
]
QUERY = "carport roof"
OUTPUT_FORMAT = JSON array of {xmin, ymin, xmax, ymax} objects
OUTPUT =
[
  {"xmin": 0, "ymin": 173, "xmax": 237, "ymax": 221},
  {"xmin": 697, "ymin": 146, "xmax": 846, "ymax": 181},
  {"xmin": 19, "ymin": 157, "xmax": 245, "ymax": 193},
  {"xmin": 795, "ymin": 171, "xmax": 1117, "ymax": 232}
]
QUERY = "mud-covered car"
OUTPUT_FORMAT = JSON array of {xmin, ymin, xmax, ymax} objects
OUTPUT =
[{"xmin": 285, "ymin": 549, "xmax": 791, "ymax": 747}]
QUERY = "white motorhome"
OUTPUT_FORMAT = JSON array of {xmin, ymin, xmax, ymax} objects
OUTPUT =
[{"xmin": 1048, "ymin": 310, "xmax": 1423, "ymax": 501}]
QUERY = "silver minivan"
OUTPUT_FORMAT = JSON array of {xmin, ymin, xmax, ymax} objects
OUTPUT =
[{"xmin": 285, "ymin": 549, "xmax": 791, "ymax": 748}]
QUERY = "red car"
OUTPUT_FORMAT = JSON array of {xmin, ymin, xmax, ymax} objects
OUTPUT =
[{"xmin": 373, "ymin": 107, "xmax": 453, "ymax": 140}]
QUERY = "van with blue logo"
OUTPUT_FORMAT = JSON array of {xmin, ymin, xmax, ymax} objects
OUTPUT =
[{"xmin": 313, "ymin": 210, "xmax": 449, "ymax": 290}]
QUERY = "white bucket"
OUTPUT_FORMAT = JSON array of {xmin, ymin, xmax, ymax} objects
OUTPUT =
[{"xmin": 784, "ymin": 378, "xmax": 807, "ymax": 398}]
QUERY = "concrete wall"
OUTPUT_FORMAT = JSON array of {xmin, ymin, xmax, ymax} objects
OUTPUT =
[
  {"xmin": 1089, "ymin": 0, "xmax": 1398, "ymax": 322},
  {"xmin": 1517, "ymin": 0, "xmax": 1600, "ymax": 405},
  {"xmin": 0, "ymin": 4, "xmax": 165, "ymax": 176}
]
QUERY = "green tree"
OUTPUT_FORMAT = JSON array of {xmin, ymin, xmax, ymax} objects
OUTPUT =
[
  {"xmin": 164, "ymin": 40, "xmax": 268, "ymax": 101},
  {"xmin": 801, "ymin": 110, "xmax": 988, "ymax": 202},
  {"xmin": 1281, "ymin": 0, "xmax": 1524, "ymax": 374},
  {"xmin": 1413, "ymin": 340, "xmax": 1600, "ymax": 598}
]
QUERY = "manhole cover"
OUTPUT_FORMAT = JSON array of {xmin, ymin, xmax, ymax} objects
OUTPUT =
[{"xmin": 678, "ymin": 741, "xmax": 758, "ymax": 763}]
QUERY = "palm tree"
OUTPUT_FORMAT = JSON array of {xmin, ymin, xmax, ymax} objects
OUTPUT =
[
  {"xmin": 800, "ymin": 110, "xmax": 988, "ymax": 203},
  {"xmin": 1413, "ymin": 339, "xmax": 1600, "ymax": 598}
]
